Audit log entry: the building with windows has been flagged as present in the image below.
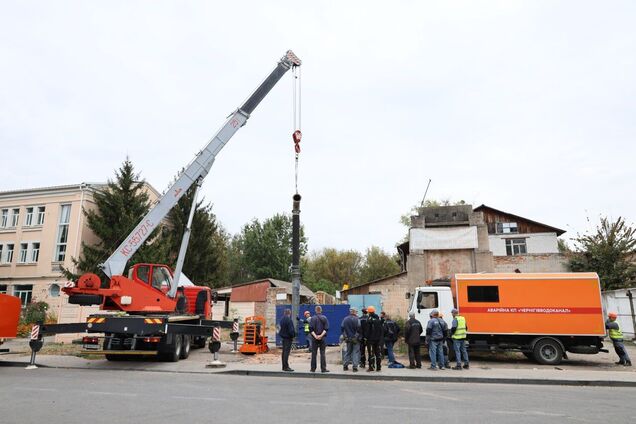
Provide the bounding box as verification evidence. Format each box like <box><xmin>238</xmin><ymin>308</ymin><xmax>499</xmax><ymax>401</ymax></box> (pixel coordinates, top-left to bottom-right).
<box><xmin>0</xmin><ymin>183</ymin><xmax>159</xmax><ymax>323</ymax></box>
<box><xmin>342</xmin><ymin>203</ymin><xmax>567</xmax><ymax>318</ymax></box>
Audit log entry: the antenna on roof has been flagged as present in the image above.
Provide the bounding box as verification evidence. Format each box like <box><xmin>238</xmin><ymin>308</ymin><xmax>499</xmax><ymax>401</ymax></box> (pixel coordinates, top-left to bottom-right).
<box><xmin>420</xmin><ymin>179</ymin><xmax>432</xmax><ymax>208</ymax></box>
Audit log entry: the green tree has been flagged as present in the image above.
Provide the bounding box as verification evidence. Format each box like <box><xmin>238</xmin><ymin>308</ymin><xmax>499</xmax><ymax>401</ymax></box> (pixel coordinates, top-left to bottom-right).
<box><xmin>68</xmin><ymin>158</ymin><xmax>168</xmax><ymax>280</ymax></box>
<box><xmin>302</xmin><ymin>248</ymin><xmax>362</xmax><ymax>293</ymax></box>
<box><xmin>162</xmin><ymin>186</ymin><xmax>228</xmax><ymax>288</ymax></box>
<box><xmin>358</xmin><ymin>246</ymin><xmax>401</xmax><ymax>283</ymax></box>
<box><xmin>232</xmin><ymin>213</ymin><xmax>307</xmax><ymax>282</ymax></box>
<box><xmin>568</xmin><ymin>216</ymin><xmax>636</xmax><ymax>290</ymax></box>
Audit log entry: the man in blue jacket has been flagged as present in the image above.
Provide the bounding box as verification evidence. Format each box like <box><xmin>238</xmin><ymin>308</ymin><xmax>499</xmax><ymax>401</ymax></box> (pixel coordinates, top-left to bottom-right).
<box><xmin>278</xmin><ymin>308</ymin><xmax>296</xmax><ymax>372</ymax></box>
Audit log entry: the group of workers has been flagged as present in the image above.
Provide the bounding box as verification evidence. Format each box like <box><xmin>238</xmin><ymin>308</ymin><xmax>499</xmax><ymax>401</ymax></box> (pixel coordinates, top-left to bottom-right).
<box><xmin>278</xmin><ymin>307</ymin><xmax>632</xmax><ymax>372</ymax></box>
<box><xmin>278</xmin><ymin>305</ymin><xmax>470</xmax><ymax>372</ymax></box>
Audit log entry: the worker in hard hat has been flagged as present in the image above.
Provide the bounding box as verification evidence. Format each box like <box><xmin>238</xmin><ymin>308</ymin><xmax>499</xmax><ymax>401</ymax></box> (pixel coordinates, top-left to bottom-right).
<box><xmin>606</xmin><ymin>312</ymin><xmax>632</xmax><ymax>366</ymax></box>
<box><xmin>365</xmin><ymin>305</ymin><xmax>384</xmax><ymax>371</ymax></box>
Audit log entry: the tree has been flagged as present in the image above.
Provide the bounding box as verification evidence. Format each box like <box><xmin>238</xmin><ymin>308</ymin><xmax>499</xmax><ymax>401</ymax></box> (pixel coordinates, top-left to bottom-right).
<box><xmin>68</xmin><ymin>158</ymin><xmax>168</xmax><ymax>279</ymax></box>
<box><xmin>231</xmin><ymin>213</ymin><xmax>307</xmax><ymax>282</ymax></box>
<box><xmin>162</xmin><ymin>186</ymin><xmax>228</xmax><ymax>288</ymax></box>
<box><xmin>358</xmin><ymin>246</ymin><xmax>401</xmax><ymax>283</ymax></box>
<box><xmin>302</xmin><ymin>248</ymin><xmax>362</xmax><ymax>294</ymax></box>
<box><xmin>568</xmin><ymin>216</ymin><xmax>636</xmax><ymax>290</ymax></box>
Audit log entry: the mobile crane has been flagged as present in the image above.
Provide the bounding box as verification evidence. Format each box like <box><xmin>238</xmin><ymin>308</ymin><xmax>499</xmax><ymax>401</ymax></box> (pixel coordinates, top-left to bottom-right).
<box><xmin>30</xmin><ymin>50</ymin><xmax>302</xmax><ymax>362</ymax></box>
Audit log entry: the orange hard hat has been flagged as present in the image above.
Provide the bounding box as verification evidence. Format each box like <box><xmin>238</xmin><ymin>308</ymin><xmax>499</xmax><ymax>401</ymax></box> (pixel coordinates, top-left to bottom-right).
<box><xmin>367</xmin><ymin>306</ymin><xmax>376</xmax><ymax>313</ymax></box>
<box><xmin>608</xmin><ymin>311</ymin><xmax>618</xmax><ymax>319</ymax></box>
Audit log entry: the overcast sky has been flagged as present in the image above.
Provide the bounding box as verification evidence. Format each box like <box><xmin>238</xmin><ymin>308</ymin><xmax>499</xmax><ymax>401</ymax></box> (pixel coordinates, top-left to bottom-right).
<box><xmin>1</xmin><ymin>1</ymin><xmax>634</xmax><ymax>254</ymax></box>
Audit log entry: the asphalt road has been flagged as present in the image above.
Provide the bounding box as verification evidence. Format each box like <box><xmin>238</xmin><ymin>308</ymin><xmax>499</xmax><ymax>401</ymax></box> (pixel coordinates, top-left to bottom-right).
<box><xmin>1</xmin><ymin>367</ymin><xmax>635</xmax><ymax>424</ymax></box>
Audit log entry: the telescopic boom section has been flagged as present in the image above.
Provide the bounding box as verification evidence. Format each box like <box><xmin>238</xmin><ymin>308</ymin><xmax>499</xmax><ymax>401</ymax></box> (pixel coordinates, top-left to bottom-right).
<box><xmin>100</xmin><ymin>50</ymin><xmax>302</xmax><ymax>279</ymax></box>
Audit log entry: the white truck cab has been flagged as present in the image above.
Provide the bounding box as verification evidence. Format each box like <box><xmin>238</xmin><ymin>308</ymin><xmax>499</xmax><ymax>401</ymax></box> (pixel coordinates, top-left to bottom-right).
<box><xmin>408</xmin><ymin>286</ymin><xmax>455</xmax><ymax>331</ymax></box>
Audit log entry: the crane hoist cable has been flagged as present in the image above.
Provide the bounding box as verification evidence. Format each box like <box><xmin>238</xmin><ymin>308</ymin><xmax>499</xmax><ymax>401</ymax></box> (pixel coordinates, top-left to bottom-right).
<box><xmin>292</xmin><ymin>65</ymin><xmax>302</xmax><ymax>194</ymax></box>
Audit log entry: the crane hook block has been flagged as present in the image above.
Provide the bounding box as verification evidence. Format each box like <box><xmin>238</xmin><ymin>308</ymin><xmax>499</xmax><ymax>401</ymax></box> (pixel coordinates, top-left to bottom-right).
<box><xmin>293</xmin><ymin>130</ymin><xmax>302</xmax><ymax>154</ymax></box>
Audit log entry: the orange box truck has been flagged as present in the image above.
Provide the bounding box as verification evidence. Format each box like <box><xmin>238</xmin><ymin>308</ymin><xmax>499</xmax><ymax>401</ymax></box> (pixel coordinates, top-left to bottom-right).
<box><xmin>0</xmin><ymin>293</ymin><xmax>21</xmax><ymax>353</ymax></box>
<box><xmin>408</xmin><ymin>272</ymin><xmax>606</xmax><ymax>365</ymax></box>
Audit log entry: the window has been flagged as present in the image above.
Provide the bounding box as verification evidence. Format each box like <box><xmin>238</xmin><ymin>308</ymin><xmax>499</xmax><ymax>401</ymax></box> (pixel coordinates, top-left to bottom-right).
<box><xmin>496</xmin><ymin>222</ymin><xmax>518</xmax><ymax>234</ymax></box>
<box><xmin>0</xmin><ymin>284</ymin><xmax>7</xmax><ymax>294</ymax></box>
<box><xmin>5</xmin><ymin>244</ymin><xmax>14</xmax><ymax>263</ymax></box>
<box><xmin>36</xmin><ymin>206</ymin><xmax>45</xmax><ymax>225</ymax></box>
<box><xmin>467</xmin><ymin>286</ymin><xmax>500</xmax><ymax>302</ymax></box>
<box><xmin>54</xmin><ymin>204</ymin><xmax>71</xmax><ymax>262</ymax></box>
<box><xmin>136</xmin><ymin>265</ymin><xmax>150</xmax><ymax>284</ymax></box>
<box><xmin>18</xmin><ymin>243</ymin><xmax>28</xmax><ymax>263</ymax></box>
<box><xmin>417</xmin><ymin>291</ymin><xmax>439</xmax><ymax>310</ymax></box>
<box><xmin>0</xmin><ymin>209</ymin><xmax>7</xmax><ymax>227</ymax></box>
<box><xmin>14</xmin><ymin>284</ymin><xmax>33</xmax><ymax>306</ymax></box>
<box><xmin>151</xmin><ymin>266</ymin><xmax>172</xmax><ymax>292</ymax></box>
<box><xmin>49</xmin><ymin>284</ymin><xmax>60</xmax><ymax>297</ymax></box>
<box><xmin>31</xmin><ymin>242</ymin><xmax>40</xmax><ymax>263</ymax></box>
<box><xmin>10</xmin><ymin>208</ymin><xmax>20</xmax><ymax>227</ymax></box>
<box><xmin>505</xmin><ymin>238</ymin><xmax>527</xmax><ymax>256</ymax></box>
<box><xmin>0</xmin><ymin>245</ymin><xmax>3</xmax><ymax>263</ymax></box>
<box><xmin>24</xmin><ymin>207</ymin><xmax>34</xmax><ymax>226</ymax></box>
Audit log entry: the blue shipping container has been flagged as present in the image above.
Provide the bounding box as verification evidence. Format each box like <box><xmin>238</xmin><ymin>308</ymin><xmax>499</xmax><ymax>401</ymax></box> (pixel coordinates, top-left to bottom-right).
<box><xmin>275</xmin><ymin>304</ymin><xmax>350</xmax><ymax>347</ymax></box>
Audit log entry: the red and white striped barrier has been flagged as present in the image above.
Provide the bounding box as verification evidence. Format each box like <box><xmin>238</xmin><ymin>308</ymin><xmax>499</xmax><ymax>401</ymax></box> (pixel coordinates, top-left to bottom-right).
<box><xmin>213</xmin><ymin>327</ymin><xmax>221</xmax><ymax>342</ymax></box>
<box><xmin>30</xmin><ymin>325</ymin><xmax>40</xmax><ymax>340</ymax></box>
<box><xmin>232</xmin><ymin>321</ymin><xmax>239</xmax><ymax>333</ymax></box>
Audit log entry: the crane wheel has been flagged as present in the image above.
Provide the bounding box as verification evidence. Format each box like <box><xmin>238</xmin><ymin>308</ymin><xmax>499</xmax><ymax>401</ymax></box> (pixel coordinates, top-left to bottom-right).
<box><xmin>179</xmin><ymin>335</ymin><xmax>191</xmax><ymax>359</ymax></box>
<box><xmin>161</xmin><ymin>334</ymin><xmax>182</xmax><ymax>362</ymax></box>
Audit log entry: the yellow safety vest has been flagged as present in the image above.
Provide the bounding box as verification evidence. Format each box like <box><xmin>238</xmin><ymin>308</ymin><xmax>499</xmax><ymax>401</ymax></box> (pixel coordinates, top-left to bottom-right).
<box><xmin>452</xmin><ymin>316</ymin><xmax>467</xmax><ymax>340</ymax></box>
<box><xmin>609</xmin><ymin>322</ymin><xmax>623</xmax><ymax>340</ymax></box>
<box><xmin>304</xmin><ymin>319</ymin><xmax>310</xmax><ymax>333</ymax></box>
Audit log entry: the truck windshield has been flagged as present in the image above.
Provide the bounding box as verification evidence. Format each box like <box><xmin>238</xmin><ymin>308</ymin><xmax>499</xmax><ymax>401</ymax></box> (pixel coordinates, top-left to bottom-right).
<box><xmin>417</xmin><ymin>292</ymin><xmax>438</xmax><ymax>309</ymax></box>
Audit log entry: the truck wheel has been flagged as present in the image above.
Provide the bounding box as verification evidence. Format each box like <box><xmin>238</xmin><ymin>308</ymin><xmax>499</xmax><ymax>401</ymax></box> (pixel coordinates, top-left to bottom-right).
<box><xmin>533</xmin><ymin>339</ymin><xmax>563</xmax><ymax>365</ymax></box>
<box><xmin>162</xmin><ymin>334</ymin><xmax>182</xmax><ymax>362</ymax></box>
<box><xmin>179</xmin><ymin>335</ymin><xmax>191</xmax><ymax>359</ymax></box>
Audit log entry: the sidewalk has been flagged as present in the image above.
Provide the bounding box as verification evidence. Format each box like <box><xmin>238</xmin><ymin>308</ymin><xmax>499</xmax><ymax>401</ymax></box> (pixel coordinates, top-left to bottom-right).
<box><xmin>2</xmin><ymin>344</ymin><xmax>636</xmax><ymax>387</ymax></box>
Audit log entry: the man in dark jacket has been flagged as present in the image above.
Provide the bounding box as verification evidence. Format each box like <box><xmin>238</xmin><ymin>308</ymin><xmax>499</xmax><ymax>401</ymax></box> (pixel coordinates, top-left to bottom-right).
<box><xmin>278</xmin><ymin>308</ymin><xmax>296</xmax><ymax>372</ymax></box>
<box><xmin>426</xmin><ymin>309</ymin><xmax>448</xmax><ymax>370</ymax></box>
<box><xmin>365</xmin><ymin>305</ymin><xmax>384</xmax><ymax>372</ymax></box>
<box><xmin>359</xmin><ymin>308</ymin><xmax>368</xmax><ymax>368</ymax></box>
<box><xmin>381</xmin><ymin>311</ymin><xmax>400</xmax><ymax>366</ymax></box>
<box><xmin>404</xmin><ymin>312</ymin><xmax>423</xmax><ymax>368</ymax></box>
<box><xmin>341</xmin><ymin>308</ymin><xmax>361</xmax><ymax>372</ymax></box>
<box><xmin>309</xmin><ymin>305</ymin><xmax>330</xmax><ymax>373</ymax></box>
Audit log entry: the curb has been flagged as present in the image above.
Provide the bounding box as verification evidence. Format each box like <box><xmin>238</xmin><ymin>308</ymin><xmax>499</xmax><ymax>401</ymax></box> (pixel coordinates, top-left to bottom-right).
<box><xmin>219</xmin><ymin>369</ymin><xmax>636</xmax><ymax>388</ymax></box>
<box><xmin>4</xmin><ymin>360</ymin><xmax>636</xmax><ymax>388</ymax></box>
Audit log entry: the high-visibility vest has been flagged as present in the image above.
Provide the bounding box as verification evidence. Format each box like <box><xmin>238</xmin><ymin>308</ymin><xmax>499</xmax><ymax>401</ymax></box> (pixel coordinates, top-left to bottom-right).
<box><xmin>609</xmin><ymin>321</ymin><xmax>623</xmax><ymax>340</ymax></box>
<box><xmin>452</xmin><ymin>316</ymin><xmax>467</xmax><ymax>340</ymax></box>
<box><xmin>303</xmin><ymin>319</ymin><xmax>310</xmax><ymax>333</ymax></box>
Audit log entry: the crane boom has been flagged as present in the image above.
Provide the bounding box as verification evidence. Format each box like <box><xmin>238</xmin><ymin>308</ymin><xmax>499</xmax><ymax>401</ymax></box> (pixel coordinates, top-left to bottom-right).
<box><xmin>100</xmin><ymin>50</ymin><xmax>302</xmax><ymax>278</ymax></box>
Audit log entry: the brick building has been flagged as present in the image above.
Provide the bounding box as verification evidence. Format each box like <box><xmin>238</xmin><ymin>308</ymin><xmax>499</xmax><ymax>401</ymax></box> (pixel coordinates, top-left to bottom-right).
<box><xmin>342</xmin><ymin>204</ymin><xmax>567</xmax><ymax>319</ymax></box>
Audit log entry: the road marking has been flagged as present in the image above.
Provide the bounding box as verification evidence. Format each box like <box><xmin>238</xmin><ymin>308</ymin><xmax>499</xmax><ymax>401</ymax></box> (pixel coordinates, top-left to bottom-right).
<box><xmin>270</xmin><ymin>401</ymin><xmax>328</xmax><ymax>407</ymax></box>
<box><xmin>87</xmin><ymin>391</ymin><xmax>138</xmax><ymax>397</ymax></box>
<box><xmin>172</xmin><ymin>396</ymin><xmax>225</xmax><ymax>402</ymax></box>
<box><xmin>15</xmin><ymin>387</ymin><xmax>57</xmax><ymax>392</ymax></box>
<box><xmin>491</xmin><ymin>410</ymin><xmax>564</xmax><ymax>417</ymax></box>
<box><xmin>401</xmin><ymin>388</ymin><xmax>459</xmax><ymax>401</ymax></box>
<box><xmin>371</xmin><ymin>405</ymin><xmax>437</xmax><ymax>412</ymax></box>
